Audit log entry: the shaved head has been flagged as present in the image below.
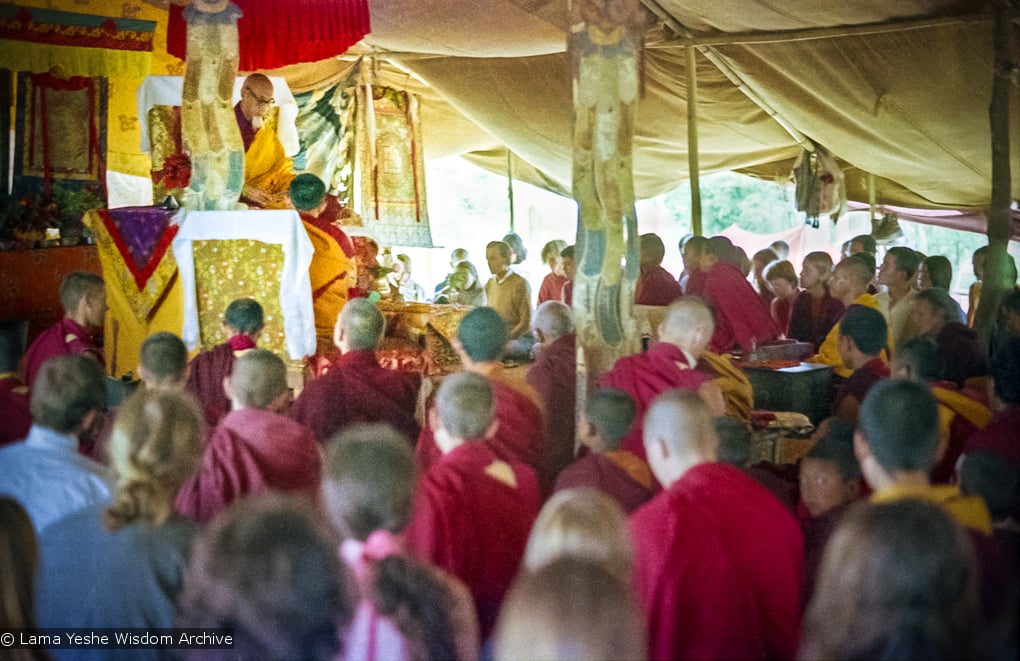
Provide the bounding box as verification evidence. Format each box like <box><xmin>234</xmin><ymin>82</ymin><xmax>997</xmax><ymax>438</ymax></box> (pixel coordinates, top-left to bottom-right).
<box><xmin>643</xmin><ymin>389</ymin><xmax>718</xmax><ymax>467</ymax></box>
<box><xmin>229</xmin><ymin>349</ymin><xmax>288</xmax><ymax>409</ymax></box>
<box><xmin>835</xmin><ymin>255</ymin><xmax>874</xmax><ymax>286</ymax></box>
<box><xmin>533</xmin><ymin>301</ymin><xmax>574</xmax><ymax>340</ymax></box>
<box><xmin>436</xmin><ymin>371</ymin><xmax>495</xmax><ymax>440</ymax></box>
<box><xmin>658</xmin><ymin>298</ymin><xmax>714</xmax><ymax>356</ymax></box>
<box><xmin>337</xmin><ymin>298</ymin><xmax>385</xmax><ymax>351</ymax></box>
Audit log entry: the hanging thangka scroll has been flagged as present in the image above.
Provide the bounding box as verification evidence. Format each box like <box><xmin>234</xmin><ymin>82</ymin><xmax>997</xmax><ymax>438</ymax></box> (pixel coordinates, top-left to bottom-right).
<box><xmin>355</xmin><ymin>85</ymin><xmax>433</xmax><ymax>248</ymax></box>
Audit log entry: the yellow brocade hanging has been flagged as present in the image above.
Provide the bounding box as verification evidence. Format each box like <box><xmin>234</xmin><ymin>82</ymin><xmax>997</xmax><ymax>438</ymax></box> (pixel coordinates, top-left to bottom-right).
<box><xmin>192</xmin><ymin>238</ymin><xmax>288</xmax><ymax>357</ymax></box>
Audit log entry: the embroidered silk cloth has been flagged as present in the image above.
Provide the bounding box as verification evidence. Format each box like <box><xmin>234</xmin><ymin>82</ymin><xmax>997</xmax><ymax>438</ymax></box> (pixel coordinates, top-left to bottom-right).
<box><xmin>355</xmin><ymin>86</ymin><xmax>433</xmax><ymax>248</ymax></box>
<box><xmin>171</xmin><ymin>210</ymin><xmax>315</xmax><ymax>360</ymax></box>
<box><xmin>83</xmin><ymin>208</ymin><xmax>179</xmax><ymax>322</ymax></box>
<box><xmin>0</xmin><ymin>4</ymin><xmax>155</xmax><ymax>78</ymax></box>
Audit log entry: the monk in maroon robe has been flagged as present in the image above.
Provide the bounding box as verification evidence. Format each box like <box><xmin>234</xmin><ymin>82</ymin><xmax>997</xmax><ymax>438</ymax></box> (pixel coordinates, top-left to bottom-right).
<box><xmin>699</xmin><ymin>236</ymin><xmax>779</xmax><ymax>354</ymax></box>
<box><xmin>0</xmin><ymin>372</ymin><xmax>30</xmax><ymax>448</ymax></box>
<box><xmin>404</xmin><ymin>372</ymin><xmax>540</xmax><ymax>639</ymax></box>
<box><xmin>962</xmin><ymin>337</ymin><xmax>1020</xmax><ymax>470</ymax></box>
<box><xmin>0</xmin><ymin>332</ymin><xmax>30</xmax><ymax>447</ymax></box>
<box><xmin>635</xmin><ymin>234</ymin><xmax>684</xmax><ymax>306</ymax></box>
<box><xmin>416</xmin><ymin>307</ymin><xmax>544</xmax><ymax>472</ymax></box>
<box><xmin>599</xmin><ymin>298</ymin><xmax>724</xmax><ymax>462</ymax></box>
<box><xmin>832</xmin><ymin>305</ymin><xmax>890</xmax><ymax>422</ymax></box>
<box><xmin>176</xmin><ymin>350</ymin><xmax>320</xmax><ymax>523</ymax></box>
<box><xmin>631</xmin><ymin>391</ymin><xmax>803</xmax><ymax>661</ymax></box>
<box><xmin>186</xmin><ymin>298</ymin><xmax>263</xmax><ymax>427</ymax></box>
<box><xmin>22</xmin><ymin>272</ymin><xmax>106</xmax><ymax>388</ymax></box>
<box><xmin>526</xmin><ymin>301</ymin><xmax>578</xmax><ymax>490</ymax></box>
<box><xmin>554</xmin><ymin>388</ymin><xmax>653</xmax><ymax>514</ymax></box>
<box><xmin>290</xmin><ymin>298</ymin><xmax>422</xmax><ymax>445</ymax></box>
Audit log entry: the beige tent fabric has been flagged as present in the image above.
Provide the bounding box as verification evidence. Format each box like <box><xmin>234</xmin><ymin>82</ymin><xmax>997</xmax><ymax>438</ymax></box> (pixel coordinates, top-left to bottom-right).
<box><xmin>269</xmin><ymin>0</ymin><xmax>1016</xmax><ymax>212</ymax></box>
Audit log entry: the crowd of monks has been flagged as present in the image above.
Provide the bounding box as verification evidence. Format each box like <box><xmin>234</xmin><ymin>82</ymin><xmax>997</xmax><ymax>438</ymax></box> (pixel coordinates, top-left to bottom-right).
<box><xmin>1</xmin><ymin>222</ymin><xmax>1019</xmax><ymax>660</ymax></box>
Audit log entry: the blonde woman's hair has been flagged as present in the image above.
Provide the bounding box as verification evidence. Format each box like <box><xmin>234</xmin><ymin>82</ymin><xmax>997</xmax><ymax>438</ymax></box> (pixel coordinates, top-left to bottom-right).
<box><xmin>523</xmin><ymin>488</ymin><xmax>632</xmax><ymax>582</ymax></box>
<box><xmin>494</xmin><ymin>557</ymin><xmax>645</xmax><ymax>661</ymax></box>
<box><xmin>103</xmin><ymin>390</ymin><xmax>205</xmax><ymax>531</ymax></box>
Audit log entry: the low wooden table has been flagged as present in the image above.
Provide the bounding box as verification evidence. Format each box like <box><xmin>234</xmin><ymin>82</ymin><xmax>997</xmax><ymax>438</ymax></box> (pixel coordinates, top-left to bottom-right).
<box><xmin>743</xmin><ymin>362</ymin><xmax>833</xmax><ymax>425</ymax></box>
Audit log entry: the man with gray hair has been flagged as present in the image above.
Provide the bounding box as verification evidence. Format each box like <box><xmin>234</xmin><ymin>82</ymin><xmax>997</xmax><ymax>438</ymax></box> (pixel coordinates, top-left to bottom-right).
<box><xmin>290</xmin><ymin>298</ymin><xmax>422</xmax><ymax>444</ymax></box>
<box><xmin>630</xmin><ymin>389</ymin><xmax>802</xmax><ymax>661</ymax></box>
<box><xmin>404</xmin><ymin>371</ymin><xmax>540</xmax><ymax>640</ymax></box>
<box><xmin>526</xmin><ymin>300</ymin><xmax>578</xmax><ymax>488</ymax></box>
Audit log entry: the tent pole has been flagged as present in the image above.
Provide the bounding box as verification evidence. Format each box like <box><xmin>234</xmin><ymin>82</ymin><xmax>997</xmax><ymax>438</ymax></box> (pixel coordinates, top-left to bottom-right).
<box><xmin>687</xmin><ymin>46</ymin><xmax>703</xmax><ymax>237</ymax></box>
<box><xmin>569</xmin><ymin>0</ymin><xmax>642</xmax><ymax>428</ymax></box>
<box><xmin>507</xmin><ymin>151</ymin><xmax>515</xmax><ymax>231</ymax></box>
<box><xmin>868</xmin><ymin>172</ymin><xmax>877</xmax><ymax>221</ymax></box>
<box><xmin>975</xmin><ymin>0</ymin><xmax>1014</xmax><ymax>350</ymax></box>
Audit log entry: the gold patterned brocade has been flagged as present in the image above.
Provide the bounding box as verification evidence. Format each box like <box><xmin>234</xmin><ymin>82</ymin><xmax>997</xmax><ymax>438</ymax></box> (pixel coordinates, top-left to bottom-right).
<box><xmin>192</xmin><ymin>239</ymin><xmax>289</xmax><ymax>357</ymax></box>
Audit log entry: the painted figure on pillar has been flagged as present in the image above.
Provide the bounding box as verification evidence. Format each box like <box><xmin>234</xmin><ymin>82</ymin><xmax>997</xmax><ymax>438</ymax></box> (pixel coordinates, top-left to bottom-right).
<box><xmin>570</xmin><ymin>0</ymin><xmax>642</xmax><ymax>379</ymax></box>
<box><xmin>180</xmin><ymin>0</ymin><xmax>245</xmax><ymax>210</ymax></box>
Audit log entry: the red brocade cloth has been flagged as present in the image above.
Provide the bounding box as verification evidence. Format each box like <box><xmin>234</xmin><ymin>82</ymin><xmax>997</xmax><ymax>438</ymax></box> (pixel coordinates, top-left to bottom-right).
<box><xmin>166</xmin><ymin>0</ymin><xmax>371</xmax><ymax>71</ymax></box>
<box><xmin>630</xmin><ymin>462</ymin><xmax>803</xmax><ymax>661</ymax></box>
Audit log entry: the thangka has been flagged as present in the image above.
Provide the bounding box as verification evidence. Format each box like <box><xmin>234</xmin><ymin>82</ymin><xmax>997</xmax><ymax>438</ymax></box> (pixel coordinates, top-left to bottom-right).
<box><xmin>355</xmin><ymin>85</ymin><xmax>433</xmax><ymax>248</ymax></box>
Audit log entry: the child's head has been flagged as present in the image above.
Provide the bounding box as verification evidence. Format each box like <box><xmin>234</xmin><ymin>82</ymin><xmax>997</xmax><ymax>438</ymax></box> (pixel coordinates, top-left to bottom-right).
<box><xmin>764</xmin><ymin>259</ymin><xmax>799</xmax><ymax>300</ymax></box>
<box><xmin>800</xmin><ymin>252</ymin><xmax>834</xmax><ymax>290</ymax></box>
<box><xmin>223</xmin><ymin>298</ymin><xmax>264</xmax><ymax>338</ymax></box>
<box><xmin>560</xmin><ymin>245</ymin><xmax>576</xmax><ymax>281</ymax></box>
<box><xmin>582</xmin><ymin>388</ymin><xmax>636</xmax><ymax>452</ymax></box>
<box><xmin>799</xmin><ymin>418</ymin><xmax>860</xmax><ymax>517</ymax></box>
<box><xmin>540</xmin><ymin>239</ymin><xmax>567</xmax><ymax>275</ymax></box>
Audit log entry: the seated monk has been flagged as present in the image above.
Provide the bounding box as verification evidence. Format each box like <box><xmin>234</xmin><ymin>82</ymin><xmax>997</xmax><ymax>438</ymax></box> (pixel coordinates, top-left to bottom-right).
<box><xmin>680</xmin><ymin>235</ymin><xmax>708</xmax><ymax>296</ymax></box>
<box><xmin>634</xmin><ymin>233</ymin><xmax>684</xmax><ymax>306</ymax></box>
<box><xmin>698</xmin><ymin>236</ymin><xmax>779</xmax><ymax>354</ymax></box>
<box><xmin>788</xmin><ymin>251</ymin><xmax>844</xmax><ymax>351</ymax></box>
<box><xmin>963</xmin><ymin>337</ymin><xmax>1020</xmax><ymax>470</ymax></box>
<box><xmin>893</xmin><ymin>337</ymin><xmax>992</xmax><ymax>484</ymax></box>
<box><xmin>290</xmin><ymin>298</ymin><xmax>422</xmax><ymax>444</ymax></box>
<box><xmin>186</xmin><ymin>298</ymin><xmax>263</xmax><ymax>427</ymax></box>
<box><xmin>554</xmin><ymin>388</ymin><xmax>654</xmax><ymax>514</ymax></box>
<box><xmin>832</xmin><ymin>305</ymin><xmax>890</xmax><ymax>423</ymax></box>
<box><xmin>235</xmin><ymin>73</ymin><xmax>294</xmax><ymax>208</ymax></box>
<box><xmin>22</xmin><ymin>272</ymin><xmax>106</xmax><ymax>389</ymax></box>
<box><xmin>810</xmin><ymin>254</ymin><xmax>890</xmax><ymax>378</ymax></box>
<box><xmin>526</xmin><ymin>301</ymin><xmax>577</xmax><ymax>490</ymax></box>
<box><xmin>631</xmin><ymin>390</ymin><xmax>802</xmax><ymax>661</ymax></box>
<box><xmin>714</xmin><ymin>416</ymin><xmax>798</xmax><ymax>512</ymax></box>
<box><xmin>176</xmin><ymin>349</ymin><xmax>320</xmax><ymax>524</ymax></box>
<box><xmin>289</xmin><ymin>173</ymin><xmax>355</xmax><ymax>346</ymax></box>
<box><xmin>416</xmin><ymin>307</ymin><xmax>545</xmax><ymax>472</ymax></box>
<box><xmin>599</xmin><ymin>297</ymin><xmax>726</xmax><ymax>463</ymax></box>
<box><xmin>912</xmin><ymin>287</ymin><xmax>988</xmax><ymax>388</ymax></box>
<box><xmin>403</xmin><ymin>371</ymin><xmax>541</xmax><ymax>640</ymax></box>
<box><xmin>0</xmin><ymin>333</ymin><xmax>30</xmax><ymax>448</ymax></box>
<box><xmin>796</xmin><ymin>420</ymin><xmax>861</xmax><ymax>607</ymax></box>
<box><xmin>84</xmin><ymin>331</ymin><xmax>191</xmax><ymax>463</ymax></box>
<box><xmin>857</xmin><ymin>379</ymin><xmax>991</xmax><ymax>535</ymax></box>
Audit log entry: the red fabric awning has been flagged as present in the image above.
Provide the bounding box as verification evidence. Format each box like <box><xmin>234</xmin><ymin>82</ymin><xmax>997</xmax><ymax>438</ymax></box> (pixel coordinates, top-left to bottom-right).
<box><xmin>166</xmin><ymin>0</ymin><xmax>370</xmax><ymax>71</ymax></box>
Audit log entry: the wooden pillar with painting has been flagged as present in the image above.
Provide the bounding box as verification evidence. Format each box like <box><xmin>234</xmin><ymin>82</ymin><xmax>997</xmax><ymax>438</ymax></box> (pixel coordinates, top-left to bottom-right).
<box><xmin>568</xmin><ymin>0</ymin><xmax>643</xmax><ymax>414</ymax></box>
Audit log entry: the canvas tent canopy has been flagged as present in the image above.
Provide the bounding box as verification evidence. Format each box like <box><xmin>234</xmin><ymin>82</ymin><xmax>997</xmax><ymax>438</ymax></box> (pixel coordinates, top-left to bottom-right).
<box><xmin>258</xmin><ymin>0</ymin><xmax>1017</xmax><ymax>224</ymax></box>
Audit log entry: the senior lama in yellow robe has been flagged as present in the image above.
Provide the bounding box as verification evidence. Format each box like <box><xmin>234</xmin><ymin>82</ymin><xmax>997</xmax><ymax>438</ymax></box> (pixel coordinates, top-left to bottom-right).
<box><xmin>234</xmin><ymin>73</ymin><xmax>295</xmax><ymax>209</ymax></box>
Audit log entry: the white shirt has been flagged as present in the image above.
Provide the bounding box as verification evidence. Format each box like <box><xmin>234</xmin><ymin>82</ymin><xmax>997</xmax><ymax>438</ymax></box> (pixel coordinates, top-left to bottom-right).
<box><xmin>0</xmin><ymin>425</ymin><xmax>114</xmax><ymax>533</ymax></box>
